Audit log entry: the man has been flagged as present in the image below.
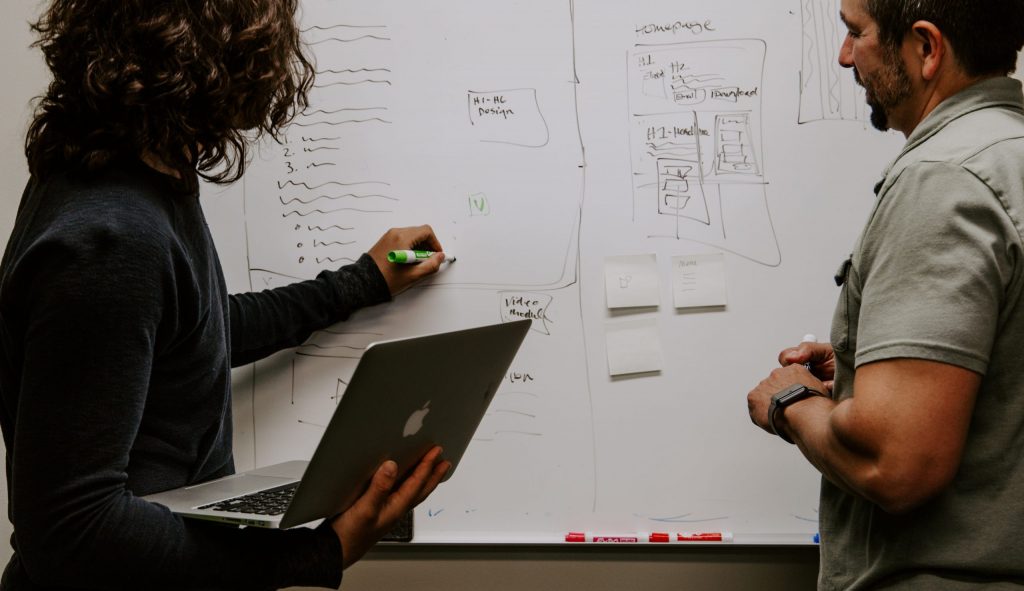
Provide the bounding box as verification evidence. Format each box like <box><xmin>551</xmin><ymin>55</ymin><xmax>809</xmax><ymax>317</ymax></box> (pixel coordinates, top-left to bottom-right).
<box><xmin>0</xmin><ymin>1</ymin><xmax>450</xmax><ymax>589</ymax></box>
<box><xmin>747</xmin><ymin>0</ymin><xmax>1024</xmax><ymax>588</ymax></box>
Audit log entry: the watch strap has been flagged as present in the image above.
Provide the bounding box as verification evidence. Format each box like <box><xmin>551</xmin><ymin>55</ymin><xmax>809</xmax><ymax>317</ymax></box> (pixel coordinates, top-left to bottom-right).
<box><xmin>768</xmin><ymin>384</ymin><xmax>822</xmax><ymax>444</ymax></box>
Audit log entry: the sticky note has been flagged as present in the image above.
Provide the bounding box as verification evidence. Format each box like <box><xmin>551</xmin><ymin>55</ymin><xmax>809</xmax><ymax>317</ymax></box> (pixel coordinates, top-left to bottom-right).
<box><xmin>605</xmin><ymin>318</ymin><xmax>663</xmax><ymax>376</ymax></box>
<box><xmin>605</xmin><ymin>254</ymin><xmax>660</xmax><ymax>309</ymax></box>
<box><xmin>672</xmin><ymin>253</ymin><xmax>727</xmax><ymax>309</ymax></box>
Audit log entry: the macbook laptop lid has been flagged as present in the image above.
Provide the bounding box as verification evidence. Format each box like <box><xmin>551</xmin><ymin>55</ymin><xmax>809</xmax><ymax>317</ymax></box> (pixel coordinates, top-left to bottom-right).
<box><xmin>142</xmin><ymin>319</ymin><xmax>532</xmax><ymax>529</ymax></box>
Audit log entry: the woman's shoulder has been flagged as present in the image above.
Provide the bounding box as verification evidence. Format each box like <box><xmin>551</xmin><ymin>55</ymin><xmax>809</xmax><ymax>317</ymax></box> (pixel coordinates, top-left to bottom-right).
<box><xmin>3</xmin><ymin>163</ymin><xmax>205</xmax><ymax>288</ymax></box>
<box><xmin>29</xmin><ymin>163</ymin><xmax>191</xmax><ymax>250</ymax></box>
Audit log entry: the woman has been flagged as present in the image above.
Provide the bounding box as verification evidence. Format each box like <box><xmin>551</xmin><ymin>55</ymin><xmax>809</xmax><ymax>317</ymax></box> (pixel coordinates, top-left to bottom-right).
<box><xmin>0</xmin><ymin>1</ymin><xmax>449</xmax><ymax>588</ymax></box>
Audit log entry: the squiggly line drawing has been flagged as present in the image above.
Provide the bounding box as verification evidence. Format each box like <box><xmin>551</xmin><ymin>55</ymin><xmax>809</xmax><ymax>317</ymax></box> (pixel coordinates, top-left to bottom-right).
<box><xmin>308</xmin><ymin>36</ymin><xmax>391</xmax><ymax>44</ymax></box>
<box><xmin>282</xmin><ymin>206</ymin><xmax>393</xmax><ymax>217</ymax></box>
<box><xmin>648</xmin><ymin>141</ymin><xmax>693</xmax><ymax>149</ymax></box>
<box><xmin>315</xmin><ymin>68</ymin><xmax>392</xmax><ymax>75</ymax></box>
<box><xmin>277</xmin><ymin>180</ymin><xmax>390</xmax><ymax>190</ymax></box>
<box><xmin>676</xmin><ymin>74</ymin><xmax>727</xmax><ymax>86</ymax></box>
<box><xmin>647</xmin><ymin>150</ymin><xmax>694</xmax><ymax>159</ymax></box>
<box><xmin>303</xmin><ymin>107</ymin><xmax>388</xmax><ymax>116</ymax></box>
<box><xmin>488</xmin><ymin>409</ymin><xmax>538</xmax><ymax>419</ymax></box>
<box><xmin>313</xmin><ymin>240</ymin><xmax>356</xmax><ymax>247</ymax></box>
<box><xmin>301</xmin><ymin>24</ymin><xmax>386</xmax><ymax>32</ymax></box>
<box><xmin>313</xmin><ymin>80</ymin><xmax>392</xmax><ymax>88</ymax></box>
<box><xmin>289</xmin><ymin>118</ymin><xmax>392</xmax><ymax>127</ymax></box>
<box><xmin>307</xmin><ymin>225</ymin><xmax>355</xmax><ymax>231</ymax></box>
<box><xmin>279</xmin><ymin>194</ymin><xmax>398</xmax><ymax>205</ymax></box>
<box><xmin>316</xmin><ymin>256</ymin><xmax>357</xmax><ymax>264</ymax></box>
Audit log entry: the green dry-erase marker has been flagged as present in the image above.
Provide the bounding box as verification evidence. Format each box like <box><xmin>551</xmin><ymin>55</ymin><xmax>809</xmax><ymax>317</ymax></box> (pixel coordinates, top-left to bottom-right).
<box><xmin>387</xmin><ymin>250</ymin><xmax>435</xmax><ymax>264</ymax></box>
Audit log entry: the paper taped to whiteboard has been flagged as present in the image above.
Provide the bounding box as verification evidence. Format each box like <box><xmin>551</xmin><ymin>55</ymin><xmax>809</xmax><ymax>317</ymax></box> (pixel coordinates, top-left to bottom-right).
<box><xmin>605</xmin><ymin>318</ymin><xmax>663</xmax><ymax>376</ymax></box>
<box><xmin>605</xmin><ymin>254</ymin><xmax>660</xmax><ymax>309</ymax></box>
<box><xmin>672</xmin><ymin>253</ymin><xmax>728</xmax><ymax>309</ymax></box>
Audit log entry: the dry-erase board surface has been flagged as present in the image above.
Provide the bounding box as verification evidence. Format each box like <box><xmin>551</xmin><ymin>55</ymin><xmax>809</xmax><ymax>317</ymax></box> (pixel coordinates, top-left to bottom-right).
<box><xmin>202</xmin><ymin>0</ymin><xmax>907</xmax><ymax>544</ymax></box>
<box><xmin>201</xmin><ymin>0</ymin><xmax>917</xmax><ymax>544</ymax></box>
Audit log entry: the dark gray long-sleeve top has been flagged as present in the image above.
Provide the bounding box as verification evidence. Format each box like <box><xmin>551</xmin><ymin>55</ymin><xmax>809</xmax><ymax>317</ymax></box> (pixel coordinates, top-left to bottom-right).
<box><xmin>0</xmin><ymin>161</ymin><xmax>391</xmax><ymax>590</ymax></box>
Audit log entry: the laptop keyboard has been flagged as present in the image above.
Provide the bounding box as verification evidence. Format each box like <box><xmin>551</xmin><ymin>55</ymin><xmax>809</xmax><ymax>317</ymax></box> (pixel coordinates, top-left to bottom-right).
<box><xmin>196</xmin><ymin>484</ymin><xmax>416</xmax><ymax>538</ymax></box>
<box><xmin>197</xmin><ymin>482</ymin><xmax>299</xmax><ymax>516</ymax></box>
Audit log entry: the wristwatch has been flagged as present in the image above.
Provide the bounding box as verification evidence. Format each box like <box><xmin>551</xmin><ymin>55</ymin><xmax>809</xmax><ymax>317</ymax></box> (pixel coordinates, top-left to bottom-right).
<box><xmin>768</xmin><ymin>384</ymin><xmax>821</xmax><ymax>444</ymax></box>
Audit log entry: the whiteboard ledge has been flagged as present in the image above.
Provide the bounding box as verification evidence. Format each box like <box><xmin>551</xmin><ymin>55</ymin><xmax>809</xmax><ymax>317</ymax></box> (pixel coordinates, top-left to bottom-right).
<box><xmin>403</xmin><ymin>532</ymin><xmax>817</xmax><ymax>546</ymax></box>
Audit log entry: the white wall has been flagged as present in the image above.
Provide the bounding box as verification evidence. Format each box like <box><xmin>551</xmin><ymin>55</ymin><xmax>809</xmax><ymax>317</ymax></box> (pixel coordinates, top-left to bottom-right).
<box><xmin>0</xmin><ymin>0</ymin><xmax>49</xmax><ymax>568</ymax></box>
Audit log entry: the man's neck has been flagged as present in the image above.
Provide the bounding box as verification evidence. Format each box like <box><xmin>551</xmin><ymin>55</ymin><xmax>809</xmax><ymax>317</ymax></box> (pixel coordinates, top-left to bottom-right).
<box><xmin>896</xmin><ymin>73</ymin><xmax>1000</xmax><ymax>137</ymax></box>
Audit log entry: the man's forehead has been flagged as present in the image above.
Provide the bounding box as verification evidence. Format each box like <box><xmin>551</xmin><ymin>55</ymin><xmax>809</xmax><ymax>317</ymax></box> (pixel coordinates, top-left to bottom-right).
<box><xmin>839</xmin><ymin>0</ymin><xmax>869</xmax><ymax>23</ymax></box>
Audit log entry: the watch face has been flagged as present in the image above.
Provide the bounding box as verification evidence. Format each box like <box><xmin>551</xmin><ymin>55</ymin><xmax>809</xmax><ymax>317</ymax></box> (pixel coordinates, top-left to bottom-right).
<box><xmin>775</xmin><ymin>385</ymin><xmax>809</xmax><ymax>406</ymax></box>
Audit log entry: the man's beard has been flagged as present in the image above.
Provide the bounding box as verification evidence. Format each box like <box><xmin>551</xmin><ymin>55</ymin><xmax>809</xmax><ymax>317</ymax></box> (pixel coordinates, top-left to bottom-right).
<box><xmin>854</xmin><ymin>50</ymin><xmax>913</xmax><ymax>131</ymax></box>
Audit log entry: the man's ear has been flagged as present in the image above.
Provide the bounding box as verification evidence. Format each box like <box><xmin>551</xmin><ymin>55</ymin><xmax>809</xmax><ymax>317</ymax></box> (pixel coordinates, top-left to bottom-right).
<box><xmin>910</xmin><ymin>20</ymin><xmax>946</xmax><ymax>81</ymax></box>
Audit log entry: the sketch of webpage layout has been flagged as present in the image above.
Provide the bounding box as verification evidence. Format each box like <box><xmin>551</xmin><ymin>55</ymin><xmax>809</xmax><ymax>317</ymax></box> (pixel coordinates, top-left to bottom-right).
<box><xmin>243</xmin><ymin>1</ymin><xmax>584</xmax><ymax>291</ymax></box>
<box><xmin>628</xmin><ymin>39</ymin><xmax>781</xmax><ymax>266</ymax></box>
<box><xmin>239</xmin><ymin>0</ymin><xmax>597</xmax><ymax>534</ymax></box>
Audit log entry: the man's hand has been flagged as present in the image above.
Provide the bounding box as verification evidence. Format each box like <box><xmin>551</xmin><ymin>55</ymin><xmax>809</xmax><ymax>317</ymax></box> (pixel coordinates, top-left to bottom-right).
<box><xmin>748</xmin><ymin>343</ymin><xmax>982</xmax><ymax>513</ymax></box>
<box><xmin>778</xmin><ymin>340</ymin><xmax>836</xmax><ymax>392</ymax></box>
<box><xmin>747</xmin><ymin>364</ymin><xmax>827</xmax><ymax>436</ymax></box>
<box><xmin>331</xmin><ymin>446</ymin><xmax>450</xmax><ymax>569</ymax></box>
<box><xmin>366</xmin><ymin>225</ymin><xmax>447</xmax><ymax>296</ymax></box>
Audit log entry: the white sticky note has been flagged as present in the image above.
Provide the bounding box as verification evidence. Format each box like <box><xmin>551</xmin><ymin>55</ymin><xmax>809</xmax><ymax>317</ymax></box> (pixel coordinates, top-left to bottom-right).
<box><xmin>605</xmin><ymin>254</ymin><xmax>660</xmax><ymax>309</ymax></box>
<box><xmin>672</xmin><ymin>253</ymin><xmax>727</xmax><ymax>309</ymax></box>
<box><xmin>605</xmin><ymin>318</ymin><xmax>663</xmax><ymax>376</ymax></box>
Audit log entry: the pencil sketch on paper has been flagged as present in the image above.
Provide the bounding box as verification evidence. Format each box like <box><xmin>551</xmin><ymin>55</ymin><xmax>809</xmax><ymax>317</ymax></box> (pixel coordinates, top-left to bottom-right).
<box><xmin>628</xmin><ymin>38</ymin><xmax>781</xmax><ymax>266</ymax></box>
<box><xmin>798</xmin><ymin>0</ymin><xmax>868</xmax><ymax>123</ymax></box>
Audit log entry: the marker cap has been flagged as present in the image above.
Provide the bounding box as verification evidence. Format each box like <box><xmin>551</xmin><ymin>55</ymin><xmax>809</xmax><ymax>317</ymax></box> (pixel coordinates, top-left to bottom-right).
<box><xmin>387</xmin><ymin>250</ymin><xmax>424</xmax><ymax>263</ymax></box>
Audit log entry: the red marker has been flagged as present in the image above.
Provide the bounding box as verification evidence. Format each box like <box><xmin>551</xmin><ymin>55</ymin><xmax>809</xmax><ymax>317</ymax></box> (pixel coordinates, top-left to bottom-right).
<box><xmin>565</xmin><ymin>531</ymin><xmax>734</xmax><ymax>543</ymax></box>
<box><xmin>565</xmin><ymin>532</ymin><xmax>644</xmax><ymax>543</ymax></box>
<box><xmin>677</xmin><ymin>531</ymin><xmax>733</xmax><ymax>542</ymax></box>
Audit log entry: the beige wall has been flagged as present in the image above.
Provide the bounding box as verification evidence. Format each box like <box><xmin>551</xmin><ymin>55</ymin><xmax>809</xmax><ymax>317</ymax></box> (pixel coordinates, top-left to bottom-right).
<box><xmin>0</xmin><ymin>2</ymin><xmax>818</xmax><ymax>589</ymax></box>
<box><xmin>0</xmin><ymin>0</ymin><xmax>49</xmax><ymax>568</ymax></box>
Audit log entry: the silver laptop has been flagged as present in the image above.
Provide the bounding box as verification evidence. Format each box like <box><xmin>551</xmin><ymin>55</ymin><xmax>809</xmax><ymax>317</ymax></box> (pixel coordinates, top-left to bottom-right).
<box><xmin>143</xmin><ymin>319</ymin><xmax>532</xmax><ymax>529</ymax></box>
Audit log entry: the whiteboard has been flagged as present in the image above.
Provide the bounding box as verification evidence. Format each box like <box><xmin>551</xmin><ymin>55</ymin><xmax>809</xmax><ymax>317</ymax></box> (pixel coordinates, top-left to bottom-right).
<box><xmin>201</xmin><ymin>0</ymin><xmax>910</xmax><ymax>544</ymax></box>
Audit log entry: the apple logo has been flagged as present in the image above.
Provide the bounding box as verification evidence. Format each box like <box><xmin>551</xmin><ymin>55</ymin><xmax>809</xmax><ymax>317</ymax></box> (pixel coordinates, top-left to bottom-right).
<box><xmin>403</xmin><ymin>401</ymin><xmax>430</xmax><ymax>437</ymax></box>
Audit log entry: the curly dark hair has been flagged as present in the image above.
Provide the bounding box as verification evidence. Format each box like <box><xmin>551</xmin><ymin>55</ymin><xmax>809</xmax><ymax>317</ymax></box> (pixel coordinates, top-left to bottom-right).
<box><xmin>25</xmin><ymin>0</ymin><xmax>315</xmax><ymax>193</ymax></box>
<box><xmin>866</xmin><ymin>0</ymin><xmax>1024</xmax><ymax>77</ymax></box>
